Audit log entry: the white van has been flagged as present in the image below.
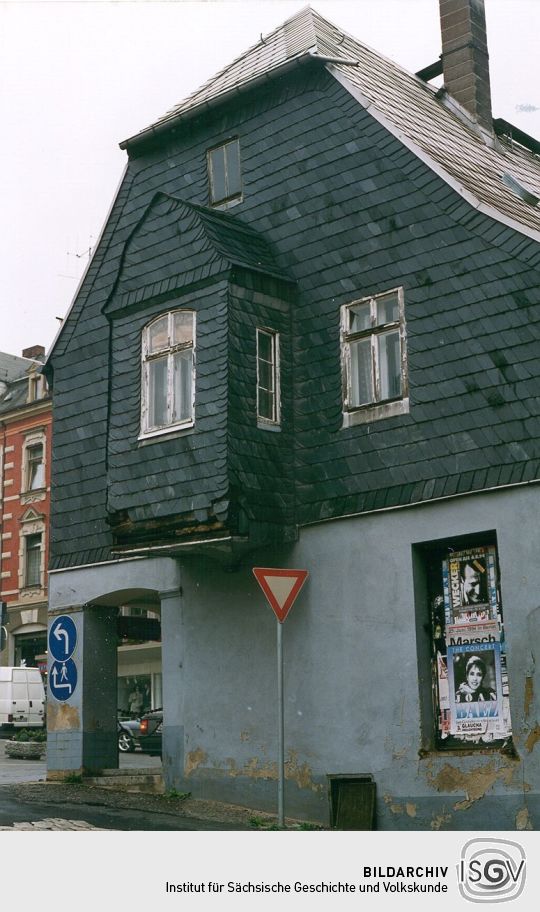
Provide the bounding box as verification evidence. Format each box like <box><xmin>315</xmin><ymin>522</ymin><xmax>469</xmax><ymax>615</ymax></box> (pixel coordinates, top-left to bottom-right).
<box><xmin>0</xmin><ymin>666</ymin><xmax>46</xmax><ymax>728</ymax></box>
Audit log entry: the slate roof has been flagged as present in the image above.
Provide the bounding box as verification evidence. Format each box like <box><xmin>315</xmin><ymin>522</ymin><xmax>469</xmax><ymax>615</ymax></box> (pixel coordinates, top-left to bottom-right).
<box><xmin>0</xmin><ymin>351</ymin><xmax>40</xmax><ymax>416</ymax></box>
<box><xmin>123</xmin><ymin>6</ymin><xmax>540</xmax><ymax>241</ymax></box>
<box><xmin>105</xmin><ymin>193</ymin><xmax>291</xmax><ymax>313</ymax></box>
<box><xmin>0</xmin><ymin>351</ymin><xmax>33</xmax><ymax>384</ymax></box>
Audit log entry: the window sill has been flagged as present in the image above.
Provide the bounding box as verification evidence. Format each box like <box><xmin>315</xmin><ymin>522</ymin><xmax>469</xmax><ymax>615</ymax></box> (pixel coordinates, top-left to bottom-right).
<box><xmin>210</xmin><ymin>194</ymin><xmax>243</xmax><ymax>211</ymax></box>
<box><xmin>138</xmin><ymin>422</ymin><xmax>195</xmax><ymax>444</ymax></box>
<box><xmin>257</xmin><ymin>420</ymin><xmax>281</xmax><ymax>433</ymax></box>
<box><xmin>20</xmin><ymin>489</ymin><xmax>46</xmax><ymax>504</ymax></box>
<box><xmin>342</xmin><ymin>397</ymin><xmax>409</xmax><ymax>428</ymax></box>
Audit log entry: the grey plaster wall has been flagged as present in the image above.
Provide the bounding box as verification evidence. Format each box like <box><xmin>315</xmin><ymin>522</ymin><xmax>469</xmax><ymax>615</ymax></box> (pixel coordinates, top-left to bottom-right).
<box><xmin>170</xmin><ymin>483</ymin><xmax>540</xmax><ymax>828</ymax></box>
<box><xmin>46</xmin><ymin>487</ymin><xmax>540</xmax><ymax>827</ymax></box>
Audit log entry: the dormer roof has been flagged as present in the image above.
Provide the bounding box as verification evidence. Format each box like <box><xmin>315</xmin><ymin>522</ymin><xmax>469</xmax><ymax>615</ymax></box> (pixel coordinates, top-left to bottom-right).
<box><xmin>122</xmin><ymin>6</ymin><xmax>540</xmax><ymax>243</ymax></box>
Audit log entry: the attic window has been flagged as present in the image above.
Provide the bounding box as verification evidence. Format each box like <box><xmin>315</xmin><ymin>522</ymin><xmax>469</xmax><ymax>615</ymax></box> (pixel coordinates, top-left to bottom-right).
<box><xmin>208</xmin><ymin>138</ymin><xmax>242</xmax><ymax>207</ymax></box>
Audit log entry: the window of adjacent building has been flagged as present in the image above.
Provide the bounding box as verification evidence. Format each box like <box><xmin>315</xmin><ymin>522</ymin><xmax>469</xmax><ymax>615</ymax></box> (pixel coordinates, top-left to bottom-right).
<box><xmin>27</xmin><ymin>373</ymin><xmax>44</xmax><ymax>402</ymax></box>
<box><xmin>256</xmin><ymin>328</ymin><xmax>280</xmax><ymax>426</ymax></box>
<box><xmin>24</xmin><ymin>533</ymin><xmax>42</xmax><ymax>587</ymax></box>
<box><xmin>25</xmin><ymin>443</ymin><xmax>44</xmax><ymax>491</ymax></box>
<box><xmin>341</xmin><ymin>287</ymin><xmax>408</xmax><ymax>425</ymax></box>
<box><xmin>141</xmin><ymin>310</ymin><xmax>195</xmax><ymax>437</ymax></box>
<box><xmin>208</xmin><ymin>138</ymin><xmax>242</xmax><ymax>206</ymax></box>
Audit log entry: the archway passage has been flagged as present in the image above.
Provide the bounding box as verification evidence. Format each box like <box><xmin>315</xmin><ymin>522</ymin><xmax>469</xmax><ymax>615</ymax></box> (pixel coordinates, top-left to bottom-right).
<box><xmin>47</xmin><ymin>557</ymin><xmax>180</xmax><ymax>779</ymax></box>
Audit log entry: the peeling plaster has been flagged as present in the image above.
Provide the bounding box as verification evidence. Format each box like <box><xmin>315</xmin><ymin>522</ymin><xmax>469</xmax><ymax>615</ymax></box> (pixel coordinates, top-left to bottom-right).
<box><xmin>240</xmin><ymin>730</ymin><xmax>250</xmax><ymax>742</ymax></box>
<box><xmin>217</xmin><ymin>751</ymin><xmax>323</xmax><ymax>792</ymax></box>
<box><xmin>525</xmin><ymin>724</ymin><xmax>540</xmax><ymax>753</ymax></box>
<box><xmin>515</xmin><ymin>806</ymin><xmax>533</xmax><ymax>830</ymax></box>
<box><xmin>431</xmin><ymin>811</ymin><xmax>452</xmax><ymax>830</ymax></box>
<box><xmin>524</xmin><ymin>676</ymin><xmax>534</xmax><ymax>717</ymax></box>
<box><xmin>185</xmin><ymin>747</ymin><xmax>207</xmax><ymax>776</ymax></box>
<box><xmin>427</xmin><ymin>761</ymin><xmax>515</xmax><ymax>811</ymax></box>
<box><xmin>406</xmin><ymin>802</ymin><xmax>417</xmax><ymax>818</ymax></box>
<box><xmin>383</xmin><ymin>793</ymin><xmax>404</xmax><ymax>815</ymax></box>
<box><xmin>47</xmin><ymin>702</ymin><xmax>80</xmax><ymax>731</ymax></box>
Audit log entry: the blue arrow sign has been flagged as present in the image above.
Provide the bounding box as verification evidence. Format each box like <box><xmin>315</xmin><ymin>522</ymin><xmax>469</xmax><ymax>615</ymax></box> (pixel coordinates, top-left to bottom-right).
<box><xmin>49</xmin><ymin>615</ymin><xmax>77</xmax><ymax>662</ymax></box>
<box><xmin>49</xmin><ymin>659</ymin><xmax>77</xmax><ymax>702</ymax></box>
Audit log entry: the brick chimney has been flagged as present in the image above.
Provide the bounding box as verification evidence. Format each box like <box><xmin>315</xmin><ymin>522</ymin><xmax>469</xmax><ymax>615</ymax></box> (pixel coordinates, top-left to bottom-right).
<box><xmin>439</xmin><ymin>0</ymin><xmax>492</xmax><ymax>132</ymax></box>
<box><xmin>22</xmin><ymin>345</ymin><xmax>45</xmax><ymax>362</ymax></box>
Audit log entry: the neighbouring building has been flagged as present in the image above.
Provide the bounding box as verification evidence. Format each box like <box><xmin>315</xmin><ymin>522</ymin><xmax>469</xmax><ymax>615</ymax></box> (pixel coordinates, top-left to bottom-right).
<box><xmin>0</xmin><ymin>347</ymin><xmax>51</xmax><ymax>676</ymax></box>
<box><xmin>45</xmin><ymin>1</ymin><xmax>540</xmax><ymax>828</ymax></box>
<box><xmin>0</xmin><ymin>348</ymin><xmax>161</xmax><ymax>709</ymax></box>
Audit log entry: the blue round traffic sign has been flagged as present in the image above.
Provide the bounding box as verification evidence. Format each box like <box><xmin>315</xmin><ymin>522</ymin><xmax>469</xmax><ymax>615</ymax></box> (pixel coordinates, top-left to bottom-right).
<box><xmin>49</xmin><ymin>658</ymin><xmax>78</xmax><ymax>702</ymax></box>
<box><xmin>49</xmin><ymin>615</ymin><xmax>77</xmax><ymax>662</ymax></box>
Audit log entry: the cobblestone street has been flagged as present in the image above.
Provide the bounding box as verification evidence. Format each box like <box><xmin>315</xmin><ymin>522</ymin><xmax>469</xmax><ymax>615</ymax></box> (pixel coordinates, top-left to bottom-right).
<box><xmin>0</xmin><ymin>817</ymin><xmax>108</xmax><ymax>830</ymax></box>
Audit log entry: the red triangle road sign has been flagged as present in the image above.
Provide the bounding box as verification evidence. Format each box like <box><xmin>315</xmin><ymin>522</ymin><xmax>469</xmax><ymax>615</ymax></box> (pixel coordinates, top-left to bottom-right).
<box><xmin>252</xmin><ymin>567</ymin><xmax>309</xmax><ymax>623</ymax></box>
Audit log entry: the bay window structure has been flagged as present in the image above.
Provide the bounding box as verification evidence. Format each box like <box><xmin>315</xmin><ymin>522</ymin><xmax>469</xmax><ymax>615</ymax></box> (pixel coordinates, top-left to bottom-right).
<box><xmin>341</xmin><ymin>287</ymin><xmax>408</xmax><ymax>426</ymax></box>
<box><xmin>207</xmin><ymin>138</ymin><xmax>242</xmax><ymax>207</ymax></box>
<box><xmin>140</xmin><ymin>310</ymin><xmax>195</xmax><ymax>438</ymax></box>
<box><xmin>256</xmin><ymin>328</ymin><xmax>280</xmax><ymax>426</ymax></box>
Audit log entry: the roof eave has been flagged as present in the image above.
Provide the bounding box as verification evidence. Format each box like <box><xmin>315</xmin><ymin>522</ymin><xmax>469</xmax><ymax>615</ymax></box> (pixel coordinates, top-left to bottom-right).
<box><xmin>120</xmin><ymin>52</ymin><xmax>323</xmax><ymax>153</ymax></box>
<box><xmin>330</xmin><ymin>66</ymin><xmax>540</xmax><ymax>246</ymax></box>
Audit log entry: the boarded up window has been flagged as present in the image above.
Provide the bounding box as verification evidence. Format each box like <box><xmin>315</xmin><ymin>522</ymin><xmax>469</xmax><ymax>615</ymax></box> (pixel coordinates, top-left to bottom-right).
<box><xmin>427</xmin><ymin>541</ymin><xmax>513</xmax><ymax>750</ymax></box>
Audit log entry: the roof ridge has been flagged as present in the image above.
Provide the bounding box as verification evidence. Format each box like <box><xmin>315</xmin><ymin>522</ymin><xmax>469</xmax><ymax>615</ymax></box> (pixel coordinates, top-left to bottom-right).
<box><xmin>122</xmin><ymin>7</ymin><xmax>328</xmax><ymax>147</ymax></box>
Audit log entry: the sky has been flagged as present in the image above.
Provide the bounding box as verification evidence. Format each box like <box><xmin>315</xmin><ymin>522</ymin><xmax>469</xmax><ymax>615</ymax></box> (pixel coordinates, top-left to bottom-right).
<box><xmin>1</xmin><ymin>0</ymin><xmax>539</xmax><ymax>359</ymax></box>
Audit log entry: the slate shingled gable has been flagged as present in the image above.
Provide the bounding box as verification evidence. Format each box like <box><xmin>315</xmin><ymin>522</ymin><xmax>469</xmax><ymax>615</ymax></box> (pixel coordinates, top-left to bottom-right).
<box><xmin>46</xmin><ymin>9</ymin><xmax>540</xmax><ymax>570</ymax></box>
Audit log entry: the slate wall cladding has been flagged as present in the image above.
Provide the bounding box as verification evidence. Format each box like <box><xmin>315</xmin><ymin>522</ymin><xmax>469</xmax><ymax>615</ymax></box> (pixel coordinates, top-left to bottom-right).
<box><xmin>49</xmin><ymin>63</ymin><xmax>540</xmax><ymax>568</ymax></box>
<box><xmin>228</xmin><ymin>273</ymin><xmax>295</xmax><ymax>535</ymax></box>
<box><xmin>107</xmin><ymin>280</ymin><xmax>230</xmax><ymax>526</ymax></box>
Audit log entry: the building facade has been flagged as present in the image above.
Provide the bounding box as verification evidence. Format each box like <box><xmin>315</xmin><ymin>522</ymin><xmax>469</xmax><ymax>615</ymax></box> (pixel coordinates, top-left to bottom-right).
<box><xmin>45</xmin><ymin>1</ymin><xmax>540</xmax><ymax>828</ymax></box>
<box><xmin>0</xmin><ymin>347</ymin><xmax>51</xmax><ymax>676</ymax></box>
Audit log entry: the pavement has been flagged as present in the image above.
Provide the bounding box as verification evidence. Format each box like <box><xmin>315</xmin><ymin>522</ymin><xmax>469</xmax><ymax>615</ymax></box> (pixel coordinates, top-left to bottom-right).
<box><xmin>0</xmin><ymin>737</ymin><xmax>160</xmax><ymax>784</ymax></box>
<box><xmin>0</xmin><ymin>739</ymin><xmax>308</xmax><ymax>831</ymax></box>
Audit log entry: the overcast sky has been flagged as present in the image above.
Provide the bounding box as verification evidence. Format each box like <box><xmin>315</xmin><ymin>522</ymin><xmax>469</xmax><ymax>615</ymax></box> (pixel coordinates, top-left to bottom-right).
<box><xmin>1</xmin><ymin>0</ymin><xmax>539</xmax><ymax>358</ymax></box>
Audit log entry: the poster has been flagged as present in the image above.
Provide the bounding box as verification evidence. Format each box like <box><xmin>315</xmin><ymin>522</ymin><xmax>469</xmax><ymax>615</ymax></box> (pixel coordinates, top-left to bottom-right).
<box><xmin>441</xmin><ymin>546</ymin><xmax>498</xmax><ymax>624</ymax></box>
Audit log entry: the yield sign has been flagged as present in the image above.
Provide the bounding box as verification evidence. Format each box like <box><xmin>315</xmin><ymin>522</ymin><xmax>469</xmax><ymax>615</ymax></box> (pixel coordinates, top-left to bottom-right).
<box><xmin>253</xmin><ymin>567</ymin><xmax>308</xmax><ymax>623</ymax></box>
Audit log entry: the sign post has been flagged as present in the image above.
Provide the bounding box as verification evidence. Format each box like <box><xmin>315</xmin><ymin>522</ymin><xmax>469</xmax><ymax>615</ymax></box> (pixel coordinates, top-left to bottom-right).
<box><xmin>252</xmin><ymin>567</ymin><xmax>308</xmax><ymax>827</ymax></box>
<box><xmin>48</xmin><ymin>615</ymin><xmax>78</xmax><ymax>702</ymax></box>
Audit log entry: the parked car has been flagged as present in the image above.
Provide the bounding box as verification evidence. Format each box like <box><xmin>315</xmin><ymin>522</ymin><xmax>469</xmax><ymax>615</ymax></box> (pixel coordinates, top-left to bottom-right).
<box><xmin>117</xmin><ymin>716</ymin><xmax>140</xmax><ymax>752</ymax></box>
<box><xmin>138</xmin><ymin>708</ymin><xmax>162</xmax><ymax>756</ymax></box>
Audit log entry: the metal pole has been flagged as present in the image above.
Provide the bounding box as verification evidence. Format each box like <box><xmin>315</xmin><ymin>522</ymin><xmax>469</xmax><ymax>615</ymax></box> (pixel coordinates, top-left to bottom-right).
<box><xmin>277</xmin><ymin>618</ymin><xmax>285</xmax><ymax>827</ymax></box>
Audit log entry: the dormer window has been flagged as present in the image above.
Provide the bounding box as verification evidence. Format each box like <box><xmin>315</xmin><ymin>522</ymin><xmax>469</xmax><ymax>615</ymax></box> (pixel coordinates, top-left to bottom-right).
<box><xmin>140</xmin><ymin>310</ymin><xmax>195</xmax><ymax>438</ymax></box>
<box><xmin>207</xmin><ymin>138</ymin><xmax>242</xmax><ymax>207</ymax></box>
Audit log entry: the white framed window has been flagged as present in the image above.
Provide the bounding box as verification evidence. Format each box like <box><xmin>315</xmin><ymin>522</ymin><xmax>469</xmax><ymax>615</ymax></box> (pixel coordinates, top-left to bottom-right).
<box><xmin>20</xmin><ymin>431</ymin><xmax>47</xmax><ymax>501</ymax></box>
<box><xmin>208</xmin><ymin>138</ymin><xmax>242</xmax><ymax>207</ymax></box>
<box><xmin>140</xmin><ymin>310</ymin><xmax>195</xmax><ymax>438</ymax></box>
<box><xmin>25</xmin><ymin>443</ymin><xmax>44</xmax><ymax>491</ymax></box>
<box><xmin>341</xmin><ymin>287</ymin><xmax>408</xmax><ymax>426</ymax></box>
<box><xmin>256</xmin><ymin>328</ymin><xmax>280</xmax><ymax>426</ymax></box>
<box><xmin>24</xmin><ymin>533</ymin><xmax>42</xmax><ymax>588</ymax></box>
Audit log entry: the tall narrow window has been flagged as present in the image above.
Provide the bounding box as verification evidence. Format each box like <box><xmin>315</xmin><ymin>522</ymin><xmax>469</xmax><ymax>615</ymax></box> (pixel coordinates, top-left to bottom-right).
<box><xmin>24</xmin><ymin>534</ymin><xmax>42</xmax><ymax>587</ymax></box>
<box><xmin>341</xmin><ymin>287</ymin><xmax>408</xmax><ymax>425</ymax></box>
<box><xmin>141</xmin><ymin>310</ymin><xmax>195</xmax><ymax>436</ymax></box>
<box><xmin>25</xmin><ymin>443</ymin><xmax>44</xmax><ymax>491</ymax></box>
<box><xmin>256</xmin><ymin>328</ymin><xmax>280</xmax><ymax>426</ymax></box>
<box><xmin>208</xmin><ymin>139</ymin><xmax>242</xmax><ymax>206</ymax></box>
